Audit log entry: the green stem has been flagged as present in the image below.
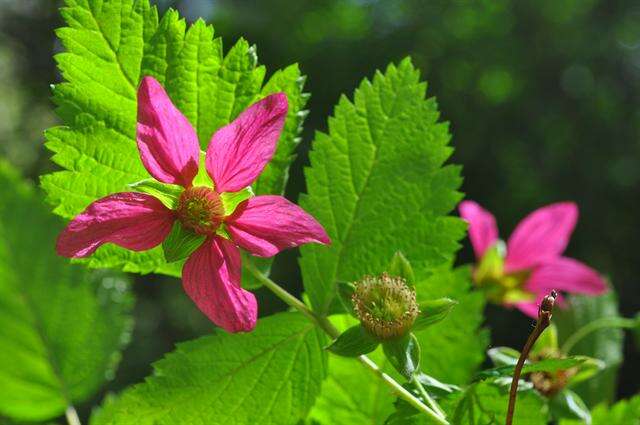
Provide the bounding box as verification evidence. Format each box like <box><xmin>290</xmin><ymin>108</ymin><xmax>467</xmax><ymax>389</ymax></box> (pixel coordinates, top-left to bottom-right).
<box><xmin>65</xmin><ymin>406</ymin><xmax>81</xmax><ymax>425</ymax></box>
<box><xmin>411</xmin><ymin>375</ymin><xmax>447</xmax><ymax>419</ymax></box>
<box><xmin>561</xmin><ymin>316</ymin><xmax>637</xmax><ymax>355</ymax></box>
<box><xmin>246</xmin><ymin>262</ymin><xmax>449</xmax><ymax>425</ymax></box>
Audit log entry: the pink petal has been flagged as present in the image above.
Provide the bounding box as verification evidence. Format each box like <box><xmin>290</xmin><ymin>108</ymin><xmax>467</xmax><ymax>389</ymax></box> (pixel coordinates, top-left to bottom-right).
<box><xmin>225</xmin><ymin>195</ymin><xmax>331</xmax><ymax>257</ymax></box>
<box><xmin>137</xmin><ymin>76</ymin><xmax>200</xmax><ymax>187</ymax></box>
<box><xmin>459</xmin><ymin>200</ymin><xmax>499</xmax><ymax>259</ymax></box>
<box><xmin>205</xmin><ymin>93</ymin><xmax>288</xmax><ymax>193</ymax></box>
<box><xmin>505</xmin><ymin>202</ymin><xmax>578</xmax><ymax>272</ymax></box>
<box><xmin>56</xmin><ymin>192</ymin><xmax>175</xmax><ymax>258</ymax></box>
<box><xmin>182</xmin><ymin>236</ymin><xmax>257</xmax><ymax>332</ymax></box>
<box><xmin>525</xmin><ymin>257</ymin><xmax>608</xmax><ymax>296</ymax></box>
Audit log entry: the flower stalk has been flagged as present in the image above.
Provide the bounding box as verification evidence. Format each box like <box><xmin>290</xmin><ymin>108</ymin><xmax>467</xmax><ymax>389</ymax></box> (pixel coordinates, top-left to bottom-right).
<box><xmin>245</xmin><ymin>262</ymin><xmax>449</xmax><ymax>425</ymax></box>
<box><xmin>506</xmin><ymin>290</ymin><xmax>557</xmax><ymax>425</ymax></box>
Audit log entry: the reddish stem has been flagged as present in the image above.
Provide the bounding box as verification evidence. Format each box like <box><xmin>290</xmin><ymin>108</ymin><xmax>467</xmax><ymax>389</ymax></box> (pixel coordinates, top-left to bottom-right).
<box><xmin>506</xmin><ymin>290</ymin><xmax>557</xmax><ymax>425</ymax></box>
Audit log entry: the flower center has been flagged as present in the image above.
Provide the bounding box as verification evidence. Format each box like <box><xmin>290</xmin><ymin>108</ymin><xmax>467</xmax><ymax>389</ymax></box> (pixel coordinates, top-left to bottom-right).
<box><xmin>352</xmin><ymin>273</ymin><xmax>419</xmax><ymax>340</ymax></box>
<box><xmin>473</xmin><ymin>244</ymin><xmax>534</xmax><ymax>305</ymax></box>
<box><xmin>176</xmin><ymin>186</ymin><xmax>225</xmax><ymax>235</ymax></box>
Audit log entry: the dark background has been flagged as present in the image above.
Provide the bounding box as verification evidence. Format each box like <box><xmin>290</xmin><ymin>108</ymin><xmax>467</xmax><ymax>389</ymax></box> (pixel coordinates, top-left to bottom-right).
<box><xmin>1</xmin><ymin>0</ymin><xmax>638</xmax><ymax>410</ymax></box>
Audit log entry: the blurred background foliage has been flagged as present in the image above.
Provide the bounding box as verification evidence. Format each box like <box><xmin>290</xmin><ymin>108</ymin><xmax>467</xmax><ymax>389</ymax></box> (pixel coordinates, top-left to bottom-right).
<box><xmin>0</xmin><ymin>0</ymin><xmax>638</xmax><ymax>410</ymax></box>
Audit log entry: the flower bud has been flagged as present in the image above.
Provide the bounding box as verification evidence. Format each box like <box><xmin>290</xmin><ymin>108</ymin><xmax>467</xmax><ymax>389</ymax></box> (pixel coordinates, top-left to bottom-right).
<box><xmin>352</xmin><ymin>273</ymin><xmax>419</xmax><ymax>340</ymax></box>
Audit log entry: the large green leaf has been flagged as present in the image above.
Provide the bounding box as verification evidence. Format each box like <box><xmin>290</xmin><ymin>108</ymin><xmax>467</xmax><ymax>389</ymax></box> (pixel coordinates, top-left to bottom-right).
<box><xmin>307</xmin><ymin>316</ymin><xmax>394</xmax><ymax>425</ymax></box>
<box><xmin>0</xmin><ymin>162</ymin><xmax>133</xmax><ymax>422</ymax></box>
<box><xmin>299</xmin><ymin>58</ymin><xmax>466</xmax><ymax>314</ymax></box>
<box><xmin>413</xmin><ymin>266</ymin><xmax>488</xmax><ymax>385</ymax></box>
<box><xmin>91</xmin><ymin>312</ymin><xmax>326</xmax><ymax>425</ymax></box>
<box><xmin>42</xmin><ymin>0</ymin><xmax>308</xmax><ymax>282</ymax></box>
<box><xmin>555</xmin><ymin>292</ymin><xmax>624</xmax><ymax>406</ymax></box>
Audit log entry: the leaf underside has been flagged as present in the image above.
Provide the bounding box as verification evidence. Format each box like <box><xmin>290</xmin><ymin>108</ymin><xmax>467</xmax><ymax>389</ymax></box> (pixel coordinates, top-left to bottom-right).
<box><xmin>0</xmin><ymin>161</ymin><xmax>133</xmax><ymax>422</ymax></box>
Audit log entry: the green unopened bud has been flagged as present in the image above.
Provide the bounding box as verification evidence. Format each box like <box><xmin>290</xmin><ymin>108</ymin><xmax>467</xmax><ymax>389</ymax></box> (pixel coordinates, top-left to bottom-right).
<box><xmin>352</xmin><ymin>273</ymin><xmax>419</xmax><ymax>340</ymax></box>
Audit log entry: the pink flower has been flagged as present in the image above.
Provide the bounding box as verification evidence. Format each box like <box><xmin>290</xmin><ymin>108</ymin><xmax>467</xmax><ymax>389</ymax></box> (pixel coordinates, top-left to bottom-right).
<box><xmin>57</xmin><ymin>77</ymin><xmax>330</xmax><ymax>333</ymax></box>
<box><xmin>459</xmin><ymin>200</ymin><xmax>606</xmax><ymax>318</ymax></box>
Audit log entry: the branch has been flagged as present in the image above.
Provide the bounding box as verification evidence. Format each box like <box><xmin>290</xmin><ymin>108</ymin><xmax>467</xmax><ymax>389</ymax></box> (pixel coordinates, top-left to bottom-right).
<box><xmin>506</xmin><ymin>290</ymin><xmax>557</xmax><ymax>425</ymax></box>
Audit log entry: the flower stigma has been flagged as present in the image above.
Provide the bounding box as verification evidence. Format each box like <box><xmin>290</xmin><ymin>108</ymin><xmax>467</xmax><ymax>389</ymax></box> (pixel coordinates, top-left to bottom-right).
<box><xmin>176</xmin><ymin>186</ymin><xmax>225</xmax><ymax>235</ymax></box>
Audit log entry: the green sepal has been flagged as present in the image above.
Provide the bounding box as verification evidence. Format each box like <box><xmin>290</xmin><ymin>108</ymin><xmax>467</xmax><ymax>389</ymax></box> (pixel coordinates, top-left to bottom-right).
<box><xmin>550</xmin><ymin>389</ymin><xmax>591</xmax><ymax>424</ymax></box>
<box><xmin>387</xmin><ymin>251</ymin><xmax>415</xmax><ymax>286</ymax></box>
<box><xmin>474</xmin><ymin>243</ymin><xmax>504</xmax><ymax>285</ymax></box>
<box><xmin>221</xmin><ymin>186</ymin><xmax>254</xmax><ymax>216</ymax></box>
<box><xmin>335</xmin><ymin>281</ymin><xmax>356</xmax><ymax>316</ymax></box>
<box><xmin>487</xmin><ymin>346</ymin><xmax>521</xmax><ymax>367</ymax></box>
<box><xmin>162</xmin><ymin>222</ymin><xmax>206</xmax><ymax>263</ymax></box>
<box><xmin>192</xmin><ymin>151</ymin><xmax>214</xmax><ymax>188</ymax></box>
<box><xmin>326</xmin><ymin>325</ymin><xmax>379</xmax><ymax>357</ymax></box>
<box><xmin>412</xmin><ymin>298</ymin><xmax>458</xmax><ymax>331</ymax></box>
<box><xmin>382</xmin><ymin>333</ymin><xmax>421</xmax><ymax>379</ymax></box>
<box><xmin>128</xmin><ymin>179</ymin><xmax>183</xmax><ymax>209</ymax></box>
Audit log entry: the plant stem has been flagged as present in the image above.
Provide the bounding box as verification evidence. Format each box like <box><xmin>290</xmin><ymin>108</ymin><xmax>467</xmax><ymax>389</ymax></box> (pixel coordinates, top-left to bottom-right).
<box><xmin>411</xmin><ymin>374</ymin><xmax>447</xmax><ymax>419</ymax></box>
<box><xmin>506</xmin><ymin>290</ymin><xmax>557</xmax><ymax>425</ymax></box>
<box><xmin>561</xmin><ymin>316</ymin><xmax>637</xmax><ymax>355</ymax></box>
<box><xmin>246</xmin><ymin>261</ymin><xmax>449</xmax><ymax>424</ymax></box>
<box><xmin>65</xmin><ymin>405</ymin><xmax>81</xmax><ymax>425</ymax></box>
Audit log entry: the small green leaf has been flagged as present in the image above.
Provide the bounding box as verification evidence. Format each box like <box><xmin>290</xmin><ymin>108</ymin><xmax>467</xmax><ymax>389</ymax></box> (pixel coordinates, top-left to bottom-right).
<box><xmin>487</xmin><ymin>346</ymin><xmax>521</xmax><ymax>367</ymax></box>
<box><xmin>335</xmin><ymin>281</ymin><xmax>356</xmax><ymax>316</ymax></box>
<box><xmin>220</xmin><ymin>186</ymin><xmax>254</xmax><ymax>215</ymax></box>
<box><xmin>129</xmin><ymin>179</ymin><xmax>183</xmax><ymax>209</ymax></box>
<box><xmin>382</xmin><ymin>333</ymin><xmax>421</xmax><ymax>379</ymax></box>
<box><xmin>413</xmin><ymin>298</ymin><xmax>458</xmax><ymax>331</ymax></box>
<box><xmin>414</xmin><ymin>373</ymin><xmax>461</xmax><ymax>395</ymax></box>
<box><xmin>566</xmin><ymin>357</ymin><xmax>606</xmax><ymax>387</ymax></box>
<box><xmin>162</xmin><ymin>223</ymin><xmax>206</xmax><ymax>263</ymax></box>
<box><xmin>387</xmin><ymin>251</ymin><xmax>415</xmax><ymax>285</ymax></box>
<box><xmin>475</xmin><ymin>356</ymin><xmax>588</xmax><ymax>381</ymax></box>
<box><xmin>326</xmin><ymin>325</ymin><xmax>379</xmax><ymax>357</ymax></box>
<box><xmin>551</xmin><ymin>389</ymin><xmax>591</xmax><ymax>424</ymax></box>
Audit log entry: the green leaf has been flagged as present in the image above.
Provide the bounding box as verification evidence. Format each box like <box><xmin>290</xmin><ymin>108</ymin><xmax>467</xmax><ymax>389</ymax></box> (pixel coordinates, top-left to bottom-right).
<box><xmin>551</xmin><ymin>389</ymin><xmax>591</xmax><ymax>424</ymax></box>
<box><xmin>299</xmin><ymin>58</ymin><xmax>466</xmax><ymax>314</ymax></box>
<box><xmin>388</xmin><ymin>381</ymin><xmax>548</xmax><ymax>425</ymax></box>
<box><xmin>128</xmin><ymin>178</ymin><xmax>183</xmax><ymax>209</ymax></box>
<box><xmin>326</xmin><ymin>324</ymin><xmax>379</xmax><ymax>357</ymax></box>
<box><xmin>555</xmin><ymin>291</ymin><xmax>624</xmax><ymax>406</ymax></box>
<box><xmin>559</xmin><ymin>394</ymin><xmax>640</xmax><ymax>425</ymax></box>
<box><xmin>475</xmin><ymin>356</ymin><xmax>589</xmax><ymax>380</ymax></box>
<box><xmin>161</xmin><ymin>222</ymin><xmax>205</xmax><ymax>263</ymax></box>
<box><xmin>42</xmin><ymin>0</ymin><xmax>308</xmax><ymax>280</ymax></box>
<box><xmin>92</xmin><ymin>312</ymin><xmax>325</xmax><ymax>425</ymax></box>
<box><xmin>413</xmin><ymin>266</ymin><xmax>488</xmax><ymax>385</ymax></box>
<box><xmin>382</xmin><ymin>334</ymin><xmax>421</xmax><ymax>379</ymax></box>
<box><xmin>307</xmin><ymin>315</ymin><xmax>395</xmax><ymax>425</ymax></box>
<box><xmin>487</xmin><ymin>346</ymin><xmax>521</xmax><ymax>367</ymax></box>
<box><xmin>0</xmin><ymin>161</ymin><xmax>133</xmax><ymax>422</ymax></box>
<box><xmin>388</xmin><ymin>251</ymin><xmax>415</xmax><ymax>286</ymax></box>
<box><xmin>413</xmin><ymin>297</ymin><xmax>457</xmax><ymax>331</ymax></box>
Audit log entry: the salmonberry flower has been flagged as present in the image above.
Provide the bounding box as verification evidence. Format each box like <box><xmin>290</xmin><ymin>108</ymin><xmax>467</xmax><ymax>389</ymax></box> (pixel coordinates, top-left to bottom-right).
<box><xmin>459</xmin><ymin>201</ymin><xmax>606</xmax><ymax>317</ymax></box>
<box><xmin>57</xmin><ymin>76</ymin><xmax>330</xmax><ymax>333</ymax></box>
